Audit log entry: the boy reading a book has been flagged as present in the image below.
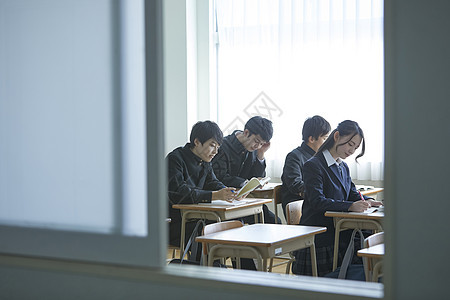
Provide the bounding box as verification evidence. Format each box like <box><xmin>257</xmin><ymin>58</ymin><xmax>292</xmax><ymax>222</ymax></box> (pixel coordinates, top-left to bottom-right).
<box><xmin>212</xmin><ymin>116</ymin><xmax>279</xmax><ymax>224</ymax></box>
<box><xmin>167</xmin><ymin>121</ymin><xmax>236</xmax><ymax>258</ymax></box>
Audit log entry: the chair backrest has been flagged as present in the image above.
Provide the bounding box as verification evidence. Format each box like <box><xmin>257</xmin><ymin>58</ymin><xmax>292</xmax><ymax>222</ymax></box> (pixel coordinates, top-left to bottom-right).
<box><xmin>273</xmin><ymin>185</ymin><xmax>282</xmax><ymax>204</ymax></box>
<box><xmin>364</xmin><ymin>231</ymin><xmax>384</xmax><ymax>248</ymax></box>
<box><xmin>363</xmin><ymin>231</ymin><xmax>384</xmax><ymax>277</ymax></box>
<box><xmin>285</xmin><ymin>200</ymin><xmax>304</xmax><ymax>225</ymax></box>
<box><xmin>202</xmin><ymin>220</ymin><xmax>244</xmax><ymax>255</ymax></box>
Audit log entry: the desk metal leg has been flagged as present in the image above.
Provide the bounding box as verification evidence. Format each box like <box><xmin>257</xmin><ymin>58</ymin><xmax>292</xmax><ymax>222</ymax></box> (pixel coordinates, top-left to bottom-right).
<box><xmin>179</xmin><ymin>211</ymin><xmax>221</xmax><ymax>259</ymax></box>
<box><xmin>310</xmin><ymin>243</ymin><xmax>318</xmax><ymax>277</ymax></box>
<box><xmin>332</xmin><ymin>218</ymin><xmax>383</xmax><ymax>271</ymax></box>
<box><xmin>332</xmin><ymin>220</ymin><xmax>343</xmax><ymax>271</ymax></box>
<box><xmin>262</xmin><ymin>258</ymin><xmax>268</xmax><ymax>272</ymax></box>
<box><xmin>254</xmin><ymin>210</ymin><xmax>265</xmax><ymax>224</ymax></box>
<box><xmin>372</xmin><ymin>261</ymin><xmax>383</xmax><ymax>282</ymax></box>
<box><xmin>208</xmin><ymin>245</ymin><xmax>264</xmax><ymax>271</ymax></box>
<box><xmin>180</xmin><ymin>215</ymin><xmax>187</xmax><ymax>260</ymax></box>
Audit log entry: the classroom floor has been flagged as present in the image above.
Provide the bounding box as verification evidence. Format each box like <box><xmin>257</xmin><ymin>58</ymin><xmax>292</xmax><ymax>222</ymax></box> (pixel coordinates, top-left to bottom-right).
<box><xmin>167</xmin><ymin>249</ymin><xmax>293</xmax><ymax>275</ymax></box>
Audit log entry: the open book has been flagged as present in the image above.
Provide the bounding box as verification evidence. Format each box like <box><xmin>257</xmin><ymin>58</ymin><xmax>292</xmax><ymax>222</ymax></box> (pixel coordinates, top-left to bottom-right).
<box><xmin>234</xmin><ymin>176</ymin><xmax>271</xmax><ymax>199</ymax></box>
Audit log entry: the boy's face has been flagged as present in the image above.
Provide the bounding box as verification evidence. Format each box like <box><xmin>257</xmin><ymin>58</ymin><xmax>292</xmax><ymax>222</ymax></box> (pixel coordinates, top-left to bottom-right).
<box><xmin>241</xmin><ymin>130</ymin><xmax>267</xmax><ymax>152</ymax></box>
<box><xmin>192</xmin><ymin>138</ymin><xmax>220</xmax><ymax>162</ymax></box>
<box><xmin>309</xmin><ymin>133</ymin><xmax>329</xmax><ymax>152</ymax></box>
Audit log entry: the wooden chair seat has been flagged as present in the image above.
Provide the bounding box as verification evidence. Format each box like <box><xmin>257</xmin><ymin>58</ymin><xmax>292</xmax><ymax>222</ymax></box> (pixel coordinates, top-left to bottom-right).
<box><xmin>268</xmin><ymin>199</ymin><xmax>304</xmax><ymax>273</ymax></box>
<box><xmin>202</xmin><ymin>220</ymin><xmax>244</xmax><ymax>267</ymax></box>
<box><xmin>363</xmin><ymin>231</ymin><xmax>384</xmax><ymax>281</ymax></box>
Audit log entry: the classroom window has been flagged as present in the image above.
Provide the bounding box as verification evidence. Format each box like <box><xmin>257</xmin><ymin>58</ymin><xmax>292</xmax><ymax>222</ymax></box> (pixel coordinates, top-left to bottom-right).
<box><xmin>213</xmin><ymin>0</ymin><xmax>384</xmax><ymax>181</ymax></box>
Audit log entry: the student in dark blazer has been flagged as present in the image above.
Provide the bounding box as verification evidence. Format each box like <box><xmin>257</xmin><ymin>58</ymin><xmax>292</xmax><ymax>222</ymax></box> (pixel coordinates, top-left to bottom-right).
<box><xmin>280</xmin><ymin>115</ymin><xmax>331</xmax><ymax>218</ymax></box>
<box><xmin>212</xmin><ymin>116</ymin><xmax>279</xmax><ymax>224</ymax></box>
<box><xmin>167</xmin><ymin>121</ymin><xmax>256</xmax><ymax>269</ymax></box>
<box><xmin>291</xmin><ymin>120</ymin><xmax>382</xmax><ymax>277</ymax></box>
<box><xmin>167</xmin><ymin>121</ymin><xmax>236</xmax><ymax>253</ymax></box>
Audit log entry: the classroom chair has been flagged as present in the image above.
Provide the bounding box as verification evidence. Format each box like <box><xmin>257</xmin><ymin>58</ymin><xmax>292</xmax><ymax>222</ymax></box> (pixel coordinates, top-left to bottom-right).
<box><xmin>268</xmin><ymin>185</ymin><xmax>287</xmax><ymax>271</ymax></box>
<box><xmin>286</xmin><ymin>200</ymin><xmax>303</xmax><ymax>225</ymax></box>
<box><xmin>202</xmin><ymin>220</ymin><xmax>244</xmax><ymax>267</ymax></box>
<box><xmin>363</xmin><ymin>231</ymin><xmax>384</xmax><ymax>282</ymax></box>
<box><xmin>167</xmin><ymin>244</ymin><xmax>179</xmax><ymax>263</ymax></box>
<box><xmin>284</xmin><ymin>200</ymin><xmax>304</xmax><ymax>273</ymax></box>
<box><xmin>166</xmin><ymin>218</ymin><xmax>180</xmax><ymax>263</ymax></box>
<box><xmin>267</xmin><ymin>199</ymin><xmax>304</xmax><ymax>273</ymax></box>
<box><xmin>272</xmin><ymin>185</ymin><xmax>282</xmax><ymax>224</ymax></box>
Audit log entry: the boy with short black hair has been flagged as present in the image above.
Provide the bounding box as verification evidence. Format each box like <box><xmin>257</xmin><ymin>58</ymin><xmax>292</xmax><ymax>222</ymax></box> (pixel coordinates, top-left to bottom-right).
<box><xmin>280</xmin><ymin>115</ymin><xmax>331</xmax><ymax>217</ymax></box>
<box><xmin>167</xmin><ymin>121</ymin><xmax>236</xmax><ymax>250</ymax></box>
<box><xmin>212</xmin><ymin>116</ymin><xmax>278</xmax><ymax>223</ymax></box>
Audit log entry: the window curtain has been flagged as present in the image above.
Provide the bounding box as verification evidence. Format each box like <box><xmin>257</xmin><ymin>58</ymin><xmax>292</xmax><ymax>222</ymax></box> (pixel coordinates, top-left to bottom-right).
<box><xmin>215</xmin><ymin>0</ymin><xmax>384</xmax><ymax>181</ymax></box>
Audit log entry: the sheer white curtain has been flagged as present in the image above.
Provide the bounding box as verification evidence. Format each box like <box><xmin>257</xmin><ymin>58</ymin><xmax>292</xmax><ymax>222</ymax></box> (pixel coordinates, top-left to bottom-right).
<box><xmin>215</xmin><ymin>0</ymin><xmax>384</xmax><ymax>181</ymax></box>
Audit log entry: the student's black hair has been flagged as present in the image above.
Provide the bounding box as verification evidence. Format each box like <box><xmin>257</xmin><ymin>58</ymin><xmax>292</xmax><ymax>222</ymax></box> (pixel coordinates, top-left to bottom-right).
<box><xmin>316</xmin><ymin>120</ymin><xmax>365</xmax><ymax>161</ymax></box>
<box><xmin>189</xmin><ymin>120</ymin><xmax>223</xmax><ymax>146</ymax></box>
<box><xmin>302</xmin><ymin>115</ymin><xmax>331</xmax><ymax>141</ymax></box>
<box><xmin>244</xmin><ymin>116</ymin><xmax>273</xmax><ymax>142</ymax></box>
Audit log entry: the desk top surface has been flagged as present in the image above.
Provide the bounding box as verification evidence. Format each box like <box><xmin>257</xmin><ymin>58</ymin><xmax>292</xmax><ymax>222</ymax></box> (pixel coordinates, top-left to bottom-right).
<box><xmin>324</xmin><ymin>209</ymin><xmax>384</xmax><ymax>220</ymax></box>
<box><xmin>360</xmin><ymin>187</ymin><xmax>384</xmax><ymax>196</ymax></box>
<box><xmin>357</xmin><ymin>244</ymin><xmax>385</xmax><ymax>258</ymax></box>
<box><xmin>252</xmin><ymin>182</ymin><xmax>280</xmax><ymax>192</ymax></box>
<box><xmin>247</xmin><ymin>182</ymin><xmax>280</xmax><ymax>199</ymax></box>
<box><xmin>172</xmin><ymin>198</ymin><xmax>271</xmax><ymax>212</ymax></box>
<box><xmin>195</xmin><ymin>224</ymin><xmax>326</xmax><ymax>247</ymax></box>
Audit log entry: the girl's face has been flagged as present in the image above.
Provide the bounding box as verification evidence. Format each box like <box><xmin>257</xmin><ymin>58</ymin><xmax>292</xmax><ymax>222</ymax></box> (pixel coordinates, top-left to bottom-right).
<box><xmin>333</xmin><ymin>132</ymin><xmax>362</xmax><ymax>160</ymax></box>
<box><xmin>192</xmin><ymin>138</ymin><xmax>220</xmax><ymax>162</ymax></box>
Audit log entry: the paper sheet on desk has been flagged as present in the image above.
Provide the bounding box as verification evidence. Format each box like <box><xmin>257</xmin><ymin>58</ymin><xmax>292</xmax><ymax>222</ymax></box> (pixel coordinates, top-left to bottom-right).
<box><xmin>363</xmin><ymin>206</ymin><xmax>384</xmax><ymax>214</ymax></box>
<box><xmin>207</xmin><ymin>199</ymin><xmax>259</xmax><ymax>206</ymax></box>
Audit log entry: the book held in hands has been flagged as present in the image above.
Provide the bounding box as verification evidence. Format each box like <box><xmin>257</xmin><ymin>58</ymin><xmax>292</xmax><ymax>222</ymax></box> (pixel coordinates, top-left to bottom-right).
<box><xmin>234</xmin><ymin>176</ymin><xmax>271</xmax><ymax>199</ymax></box>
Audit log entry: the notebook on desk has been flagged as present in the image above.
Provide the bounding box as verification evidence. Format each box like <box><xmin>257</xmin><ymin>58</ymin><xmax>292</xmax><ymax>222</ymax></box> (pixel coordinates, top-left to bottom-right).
<box><xmin>206</xmin><ymin>198</ymin><xmax>260</xmax><ymax>206</ymax></box>
<box><xmin>363</xmin><ymin>206</ymin><xmax>384</xmax><ymax>214</ymax></box>
<box><xmin>356</xmin><ymin>185</ymin><xmax>375</xmax><ymax>191</ymax></box>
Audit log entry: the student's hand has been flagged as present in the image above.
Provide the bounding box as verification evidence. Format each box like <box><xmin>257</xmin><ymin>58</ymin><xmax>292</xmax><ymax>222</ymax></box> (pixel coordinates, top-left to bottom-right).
<box><xmin>212</xmin><ymin>187</ymin><xmax>237</xmax><ymax>201</ymax></box>
<box><xmin>234</xmin><ymin>194</ymin><xmax>246</xmax><ymax>200</ymax></box>
<box><xmin>349</xmin><ymin>200</ymin><xmax>371</xmax><ymax>212</ymax></box>
<box><xmin>368</xmin><ymin>200</ymin><xmax>383</xmax><ymax>207</ymax></box>
<box><xmin>256</xmin><ymin>177</ymin><xmax>268</xmax><ymax>188</ymax></box>
<box><xmin>257</xmin><ymin>141</ymin><xmax>271</xmax><ymax>160</ymax></box>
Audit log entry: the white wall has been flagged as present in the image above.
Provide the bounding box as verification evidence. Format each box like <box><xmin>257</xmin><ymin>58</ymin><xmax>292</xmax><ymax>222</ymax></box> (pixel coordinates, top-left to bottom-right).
<box><xmin>163</xmin><ymin>0</ymin><xmax>189</xmax><ymax>153</ymax></box>
<box><xmin>164</xmin><ymin>0</ymin><xmax>214</xmax><ymax>155</ymax></box>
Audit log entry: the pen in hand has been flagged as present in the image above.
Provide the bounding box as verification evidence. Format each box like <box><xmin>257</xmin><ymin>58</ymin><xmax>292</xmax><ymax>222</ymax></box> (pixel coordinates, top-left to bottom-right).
<box><xmin>358</xmin><ymin>190</ymin><xmax>365</xmax><ymax>201</ymax></box>
<box><xmin>358</xmin><ymin>190</ymin><xmax>372</xmax><ymax>211</ymax></box>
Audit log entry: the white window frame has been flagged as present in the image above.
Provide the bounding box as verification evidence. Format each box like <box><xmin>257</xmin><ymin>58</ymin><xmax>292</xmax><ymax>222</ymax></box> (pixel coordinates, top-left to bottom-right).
<box><xmin>0</xmin><ymin>0</ymin><xmax>166</xmax><ymax>268</ymax></box>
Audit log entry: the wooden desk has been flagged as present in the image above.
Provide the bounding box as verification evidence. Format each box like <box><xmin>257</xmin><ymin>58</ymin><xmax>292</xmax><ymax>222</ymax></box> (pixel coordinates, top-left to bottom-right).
<box><xmin>173</xmin><ymin>198</ymin><xmax>272</xmax><ymax>257</ymax></box>
<box><xmin>247</xmin><ymin>182</ymin><xmax>280</xmax><ymax>199</ymax></box>
<box><xmin>196</xmin><ymin>224</ymin><xmax>326</xmax><ymax>275</ymax></box>
<box><xmin>325</xmin><ymin>210</ymin><xmax>384</xmax><ymax>271</ymax></box>
<box><xmin>358</xmin><ymin>244</ymin><xmax>384</xmax><ymax>282</ymax></box>
<box><xmin>358</xmin><ymin>243</ymin><xmax>384</xmax><ymax>259</ymax></box>
<box><xmin>360</xmin><ymin>187</ymin><xmax>384</xmax><ymax>197</ymax></box>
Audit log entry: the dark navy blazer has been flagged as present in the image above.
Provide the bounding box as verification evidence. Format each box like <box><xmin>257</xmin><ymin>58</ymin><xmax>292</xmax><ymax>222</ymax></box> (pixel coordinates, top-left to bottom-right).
<box><xmin>300</xmin><ymin>151</ymin><xmax>367</xmax><ymax>248</ymax></box>
<box><xmin>280</xmin><ymin>142</ymin><xmax>315</xmax><ymax>215</ymax></box>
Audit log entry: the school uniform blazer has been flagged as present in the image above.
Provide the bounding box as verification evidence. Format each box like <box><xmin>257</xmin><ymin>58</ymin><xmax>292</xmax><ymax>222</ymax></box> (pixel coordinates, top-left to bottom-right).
<box><xmin>300</xmin><ymin>151</ymin><xmax>366</xmax><ymax>248</ymax></box>
<box><xmin>167</xmin><ymin>143</ymin><xmax>226</xmax><ymax>226</ymax></box>
<box><xmin>212</xmin><ymin>130</ymin><xmax>266</xmax><ymax>188</ymax></box>
<box><xmin>280</xmin><ymin>142</ymin><xmax>315</xmax><ymax>214</ymax></box>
